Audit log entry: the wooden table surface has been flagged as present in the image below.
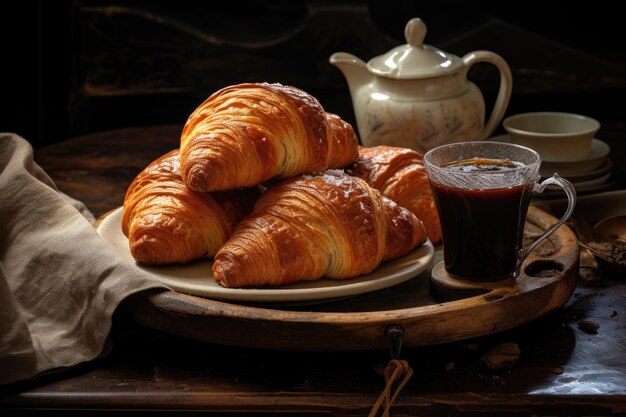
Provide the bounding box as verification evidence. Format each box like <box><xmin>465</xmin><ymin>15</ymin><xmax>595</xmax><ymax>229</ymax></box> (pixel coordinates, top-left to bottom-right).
<box><xmin>1</xmin><ymin>125</ymin><xmax>625</xmax><ymax>416</ymax></box>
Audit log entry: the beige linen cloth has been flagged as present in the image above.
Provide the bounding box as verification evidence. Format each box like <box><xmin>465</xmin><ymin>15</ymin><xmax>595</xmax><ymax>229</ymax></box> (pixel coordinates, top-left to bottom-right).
<box><xmin>0</xmin><ymin>133</ymin><xmax>165</xmax><ymax>385</ymax></box>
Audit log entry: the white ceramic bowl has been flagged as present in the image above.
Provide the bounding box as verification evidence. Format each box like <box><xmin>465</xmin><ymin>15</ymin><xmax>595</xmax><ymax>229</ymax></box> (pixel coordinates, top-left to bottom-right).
<box><xmin>503</xmin><ymin>112</ymin><xmax>600</xmax><ymax>162</ymax></box>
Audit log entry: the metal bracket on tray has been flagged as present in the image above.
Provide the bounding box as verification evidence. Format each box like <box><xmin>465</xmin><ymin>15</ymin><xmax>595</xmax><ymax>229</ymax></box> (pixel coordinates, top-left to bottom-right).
<box><xmin>386</xmin><ymin>324</ymin><xmax>404</xmax><ymax>360</ymax></box>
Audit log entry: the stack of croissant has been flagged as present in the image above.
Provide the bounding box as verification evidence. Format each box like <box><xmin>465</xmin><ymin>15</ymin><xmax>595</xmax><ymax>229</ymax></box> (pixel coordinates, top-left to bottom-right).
<box><xmin>122</xmin><ymin>83</ymin><xmax>441</xmax><ymax>288</ymax></box>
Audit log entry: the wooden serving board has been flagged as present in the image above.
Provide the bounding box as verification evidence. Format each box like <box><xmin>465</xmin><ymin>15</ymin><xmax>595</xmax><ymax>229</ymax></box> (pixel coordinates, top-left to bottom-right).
<box><xmin>114</xmin><ymin>205</ymin><xmax>578</xmax><ymax>351</ymax></box>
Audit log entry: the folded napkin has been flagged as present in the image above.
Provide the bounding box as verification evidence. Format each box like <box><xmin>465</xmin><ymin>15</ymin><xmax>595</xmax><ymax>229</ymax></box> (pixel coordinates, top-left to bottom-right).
<box><xmin>0</xmin><ymin>133</ymin><xmax>165</xmax><ymax>385</ymax></box>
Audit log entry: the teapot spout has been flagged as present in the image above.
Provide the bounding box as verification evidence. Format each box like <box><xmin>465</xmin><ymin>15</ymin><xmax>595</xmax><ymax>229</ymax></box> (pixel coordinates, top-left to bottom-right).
<box><xmin>329</xmin><ymin>52</ymin><xmax>370</xmax><ymax>97</ymax></box>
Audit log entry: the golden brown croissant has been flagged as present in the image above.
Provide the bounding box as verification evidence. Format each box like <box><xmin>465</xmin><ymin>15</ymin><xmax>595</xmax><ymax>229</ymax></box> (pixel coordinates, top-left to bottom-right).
<box><xmin>213</xmin><ymin>170</ymin><xmax>427</xmax><ymax>288</ymax></box>
<box><xmin>180</xmin><ymin>83</ymin><xmax>359</xmax><ymax>192</ymax></box>
<box><xmin>121</xmin><ymin>149</ymin><xmax>258</xmax><ymax>265</ymax></box>
<box><xmin>349</xmin><ymin>146</ymin><xmax>442</xmax><ymax>244</ymax></box>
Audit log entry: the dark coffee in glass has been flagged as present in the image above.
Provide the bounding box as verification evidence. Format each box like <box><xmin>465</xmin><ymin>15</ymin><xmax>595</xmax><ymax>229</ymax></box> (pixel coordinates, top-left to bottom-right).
<box><xmin>431</xmin><ymin>158</ymin><xmax>533</xmax><ymax>280</ymax></box>
<box><xmin>424</xmin><ymin>142</ymin><xmax>576</xmax><ymax>282</ymax></box>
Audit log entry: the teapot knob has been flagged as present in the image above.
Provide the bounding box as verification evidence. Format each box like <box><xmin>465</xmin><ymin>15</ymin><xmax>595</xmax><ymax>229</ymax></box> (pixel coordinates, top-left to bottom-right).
<box><xmin>405</xmin><ymin>18</ymin><xmax>427</xmax><ymax>48</ymax></box>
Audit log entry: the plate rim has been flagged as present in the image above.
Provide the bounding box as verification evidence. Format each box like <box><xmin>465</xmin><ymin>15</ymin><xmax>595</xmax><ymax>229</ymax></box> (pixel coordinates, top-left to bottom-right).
<box><xmin>541</xmin><ymin>158</ymin><xmax>612</xmax><ymax>181</ymax></box>
<box><xmin>568</xmin><ymin>171</ymin><xmax>612</xmax><ymax>188</ymax></box>
<box><xmin>491</xmin><ymin>135</ymin><xmax>610</xmax><ymax>163</ymax></box>
<box><xmin>97</xmin><ymin>207</ymin><xmax>435</xmax><ymax>302</ymax></box>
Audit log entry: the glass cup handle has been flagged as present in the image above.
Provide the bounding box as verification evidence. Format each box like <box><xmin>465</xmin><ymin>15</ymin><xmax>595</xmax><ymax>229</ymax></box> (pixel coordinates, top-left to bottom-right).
<box><xmin>517</xmin><ymin>174</ymin><xmax>577</xmax><ymax>267</ymax></box>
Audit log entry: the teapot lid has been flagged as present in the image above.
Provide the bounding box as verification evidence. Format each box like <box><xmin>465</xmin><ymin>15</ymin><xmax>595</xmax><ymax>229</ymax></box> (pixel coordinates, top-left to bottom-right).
<box><xmin>368</xmin><ymin>18</ymin><xmax>463</xmax><ymax>79</ymax></box>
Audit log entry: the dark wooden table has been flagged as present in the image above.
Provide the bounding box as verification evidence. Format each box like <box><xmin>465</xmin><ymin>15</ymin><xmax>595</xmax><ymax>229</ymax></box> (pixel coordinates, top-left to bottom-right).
<box><xmin>1</xmin><ymin>125</ymin><xmax>625</xmax><ymax>416</ymax></box>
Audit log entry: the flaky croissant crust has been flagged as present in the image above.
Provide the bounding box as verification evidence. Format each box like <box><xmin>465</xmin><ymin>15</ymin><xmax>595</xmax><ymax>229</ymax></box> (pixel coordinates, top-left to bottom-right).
<box><xmin>122</xmin><ymin>149</ymin><xmax>257</xmax><ymax>265</ymax></box>
<box><xmin>179</xmin><ymin>83</ymin><xmax>358</xmax><ymax>192</ymax></box>
<box><xmin>350</xmin><ymin>146</ymin><xmax>442</xmax><ymax>244</ymax></box>
<box><xmin>213</xmin><ymin>170</ymin><xmax>427</xmax><ymax>288</ymax></box>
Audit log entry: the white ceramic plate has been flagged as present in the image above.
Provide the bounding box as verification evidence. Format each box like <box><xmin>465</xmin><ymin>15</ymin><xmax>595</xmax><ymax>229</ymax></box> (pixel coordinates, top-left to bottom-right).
<box><xmin>545</xmin><ymin>190</ymin><xmax>626</xmax><ymax>224</ymax></box>
<box><xmin>490</xmin><ymin>135</ymin><xmax>610</xmax><ymax>177</ymax></box>
<box><xmin>549</xmin><ymin>158</ymin><xmax>613</xmax><ymax>182</ymax></box>
<box><xmin>541</xmin><ymin>180</ymin><xmax>617</xmax><ymax>198</ymax></box>
<box><xmin>569</xmin><ymin>171</ymin><xmax>612</xmax><ymax>189</ymax></box>
<box><xmin>97</xmin><ymin>207</ymin><xmax>435</xmax><ymax>302</ymax></box>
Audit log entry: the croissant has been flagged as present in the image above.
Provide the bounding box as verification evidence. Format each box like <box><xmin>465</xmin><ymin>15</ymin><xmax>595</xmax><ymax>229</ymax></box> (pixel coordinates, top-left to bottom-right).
<box><xmin>213</xmin><ymin>170</ymin><xmax>427</xmax><ymax>288</ymax></box>
<box><xmin>180</xmin><ymin>83</ymin><xmax>359</xmax><ymax>192</ymax></box>
<box><xmin>121</xmin><ymin>149</ymin><xmax>258</xmax><ymax>265</ymax></box>
<box><xmin>349</xmin><ymin>146</ymin><xmax>442</xmax><ymax>244</ymax></box>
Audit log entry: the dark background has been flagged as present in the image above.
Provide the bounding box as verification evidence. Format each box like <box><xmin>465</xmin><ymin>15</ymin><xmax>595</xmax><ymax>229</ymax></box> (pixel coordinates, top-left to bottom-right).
<box><xmin>3</xmin><ymin>0</ymin><xmax>626</xmax><ymax>149</ymax></box>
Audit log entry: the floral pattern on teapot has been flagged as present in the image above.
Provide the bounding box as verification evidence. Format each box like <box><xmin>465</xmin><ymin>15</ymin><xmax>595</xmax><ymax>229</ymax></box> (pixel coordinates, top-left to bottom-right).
<box><xmin>362</xmin><ymin>85</ymin><xmax>485</xmax><ymax>153</ymax></box>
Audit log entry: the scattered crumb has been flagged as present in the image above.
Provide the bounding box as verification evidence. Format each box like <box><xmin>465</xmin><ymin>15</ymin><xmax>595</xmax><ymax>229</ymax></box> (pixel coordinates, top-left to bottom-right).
<box><xmin>372</xmin><ymin>363</ymin><xmax>385</xmax><ymax>376</ymax></box>
<box><xmin>577</xmin><ymin>319</ymin><xmax>600</xmax><ymax>334</ymax></box>
<box><xmin>578</xmin><ymin>268</ymin><xmax>609</xmax><ymax>287</ymax></box>
<box><xmin>444</xmin><ymin>362</ymin><xmax>455</xmax><ymax>372</ymax></box>
<box><xmin>461</xmin><ymin>343</ymin><xmax>480</xmax><ymax>352</ymax></box>
<box><xmin>610</xmin><ymin>310</ymin><xmax>618</xmax><ymax>320</ymax></box>
<box><xmin>480</xmin><ymin>343</ymin><xmax>521</xmax><ymax>370</ymax></box>
<box><xmin>552</xmin><ymin>367</ymin><xmax>564</xmax><ymax>374</ymax></box>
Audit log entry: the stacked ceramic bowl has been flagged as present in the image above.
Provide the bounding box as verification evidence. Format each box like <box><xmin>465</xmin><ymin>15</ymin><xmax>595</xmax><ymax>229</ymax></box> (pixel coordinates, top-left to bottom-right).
<box><xmin>499</xmin><ymin>112</ymin><xmax>614</xmax><ymax>197</ymax></box>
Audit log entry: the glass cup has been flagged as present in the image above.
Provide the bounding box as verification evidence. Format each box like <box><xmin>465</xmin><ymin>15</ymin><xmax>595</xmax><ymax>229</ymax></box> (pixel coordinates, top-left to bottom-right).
<box><xmin>423</xmin><ymin>141</ymin><xmax>576</xmax><ymax>282</ymax></box>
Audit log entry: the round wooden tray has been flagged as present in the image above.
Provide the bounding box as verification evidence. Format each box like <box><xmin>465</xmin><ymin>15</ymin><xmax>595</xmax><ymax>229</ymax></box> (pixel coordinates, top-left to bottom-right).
<box><xmin>116</xmin><ymin>205</ymin><xmax>578</xmax><ymax>351</ymax></box>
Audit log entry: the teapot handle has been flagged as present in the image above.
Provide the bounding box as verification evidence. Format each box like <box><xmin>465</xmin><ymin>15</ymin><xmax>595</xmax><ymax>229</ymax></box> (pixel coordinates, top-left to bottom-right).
<box><xmin>462</xmin><ymin>51</ymin><xmax>513</xmax><ymax>140</ymax></box>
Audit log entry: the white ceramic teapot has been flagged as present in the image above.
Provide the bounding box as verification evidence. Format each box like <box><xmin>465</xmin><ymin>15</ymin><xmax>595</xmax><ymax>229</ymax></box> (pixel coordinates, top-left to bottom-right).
<box><xmin>330</xmin><ymin>18</ymin><xmax>512</xmax><ymax>153</ymax></box>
